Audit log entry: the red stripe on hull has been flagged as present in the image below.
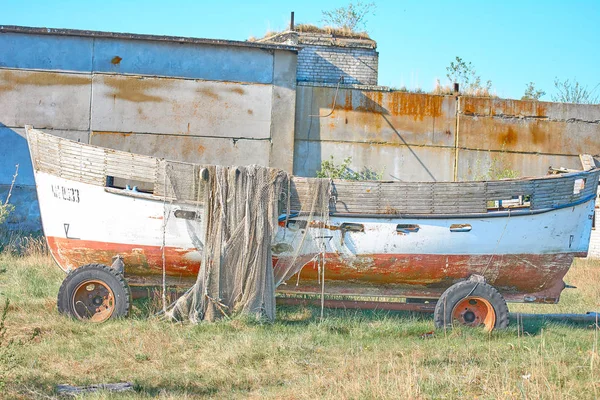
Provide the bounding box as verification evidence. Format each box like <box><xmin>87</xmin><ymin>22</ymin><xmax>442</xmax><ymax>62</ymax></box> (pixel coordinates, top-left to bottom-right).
<box><xmin>47</xmin><ymin>236</ymin><xmax>200</xmax><ymax>277</ymax></box>
<box><xmin>47</xmin><ymin>237</ymin><xmax>573</xmax><ymax>302</ymax></box>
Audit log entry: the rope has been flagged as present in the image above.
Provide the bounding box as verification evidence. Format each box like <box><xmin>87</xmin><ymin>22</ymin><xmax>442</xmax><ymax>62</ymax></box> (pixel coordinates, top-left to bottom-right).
<box><xmin>160</xmin><ymin>166</ymin><xmax>169</xmax><ymax>313</ymax></box>
<box><xmin>465</xmin><ymin>208</ymin><xmax>512</xmax><ymax>298</ymax></box>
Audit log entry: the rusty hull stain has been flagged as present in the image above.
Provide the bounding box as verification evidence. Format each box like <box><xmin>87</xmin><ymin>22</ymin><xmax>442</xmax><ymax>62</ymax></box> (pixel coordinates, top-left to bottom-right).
<box><xmin>278</xmin><ymin>252</ymin><xmax>572</xmax><ymax>302</ymax></box>
<box><xmin>47</xmin><ymin>237</ymin><xmax>200</xmax><ymax>277</ymax></box>
<box><xmin>0</xmin><ymin>70</ymin><xmax>90</xmax><ymax>92</ymax></box>
<box><xmin>102</xmin><ymin>75</ymin><xmax>167</xmax><ymax>103</ymax></box>
<box><xmin>111</xmin><ymin>56</ymin><xmax>123</xmax><ymax>65</ymax></box>
<box><xmin>47</xmin><ymin>235</ymin><xmax>573</xmax><ymax>302</ymax></box>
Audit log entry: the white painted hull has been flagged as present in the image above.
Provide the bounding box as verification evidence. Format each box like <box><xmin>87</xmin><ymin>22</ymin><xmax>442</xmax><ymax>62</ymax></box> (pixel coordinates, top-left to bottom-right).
<box><xmin>27</xmin><ymin>126</ymin><xmax>600</xmax><ymax>303</ymax></box>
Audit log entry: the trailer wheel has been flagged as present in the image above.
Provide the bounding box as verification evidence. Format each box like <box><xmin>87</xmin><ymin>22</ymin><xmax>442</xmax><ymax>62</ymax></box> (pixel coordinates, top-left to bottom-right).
<box><xmin>57</xmin><ymin>264</ymin><xmax>130</xmax><ymax>322</ymax></box>
<box><xmin>434</xmin><ymin>280</ymin><xmax>509</xmax><ymax>331</ymax></box>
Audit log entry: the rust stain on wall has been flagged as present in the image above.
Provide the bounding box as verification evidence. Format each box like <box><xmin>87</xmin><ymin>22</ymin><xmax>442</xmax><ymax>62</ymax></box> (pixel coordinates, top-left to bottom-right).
<box><xmin>386</xmin><ymin>92</ymin><xmax>443</xmax><ymax>121</ymax></box>
<box><xmin>196</xmin><ymin>87</ymin><xmax>220</xmax><ymax>100</ymax></box>
<box><xmin>103</xmin><ymin>75</ymin><xmax>167</xmax><ymax>103</ymax></box>
<box><xmin>111</xmin><ymin>56</ymin><xmax>123</xmax><ymax>65</ymax></box>
<box><xmin>500</xmin><ymin>127</ymin><xmax>518</xmax><ymax>147</ymax></box>
<box><xmin>0</xmin><ymin>70</ymin><xmax>90</xmax><ymax>91</ymax></box>
<box><xmin>460</xmin><ymin>111</ymin><xmax>572</xmax><ymax>154</ymax></box>
<box><xmin>91</xmin><ymin>131</ymin><xmax>133</xmax><ymax>138</ymax></box>
<box><xmin>229</xmin><ymin>87</ymin><xmax>246</xmax><ymax>95</ymax></box>
<box><xmin>331</xmin><ymin>90</ymin><xmax>444</xmax><ymax>121</ymax></box>
<box><xmin>493</xmin><ymin>99</ymin><xmax>548</xmax><ymax>118</ymax></box>
<box><xmin>463</xmin><ymin>97</ymin><xmax>549</xmax><ymax>118</ymax></box>
<box><xmin>529</xmin><ymin>121</ymin><xmax>547</xmax><ymax>145</ymax></box>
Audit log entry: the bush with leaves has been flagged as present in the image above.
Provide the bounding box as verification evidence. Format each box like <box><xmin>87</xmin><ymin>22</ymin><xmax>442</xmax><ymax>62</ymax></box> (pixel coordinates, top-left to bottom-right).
<box><xmin>321</xmin><ymin>1</ymin><xmax>376</xmax><ymax>32</ymax></box>
<box><xmin>551</xmin><ymin>78</ymin><xmax>599</xmax><ymax>104</ymax></box>
<box><xmin>316</xmin><ymin>156</ymin><xmax>383</xmax><ymax>180</ymax></box>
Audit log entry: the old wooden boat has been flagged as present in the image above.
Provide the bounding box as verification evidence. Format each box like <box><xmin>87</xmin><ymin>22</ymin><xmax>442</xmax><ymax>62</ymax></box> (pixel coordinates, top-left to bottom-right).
<box><xmin>26</xmin><ymin>126</ymin><xmax>600</xmax><ymax>329</ymax></box>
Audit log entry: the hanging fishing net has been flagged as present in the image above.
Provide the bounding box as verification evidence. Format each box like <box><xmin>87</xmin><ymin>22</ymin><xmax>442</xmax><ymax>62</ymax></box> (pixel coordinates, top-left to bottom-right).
<box><xmin>160</xmin><ymin>163</ymin><xmax>331</xmax><ymax>323</ymax></box>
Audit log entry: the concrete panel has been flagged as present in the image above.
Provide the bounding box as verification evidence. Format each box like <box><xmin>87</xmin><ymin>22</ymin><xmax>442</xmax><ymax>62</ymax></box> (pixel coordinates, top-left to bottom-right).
<box><xmin>0</xmin><ymin>127</ymin><xmax>89</xmax><ymax>186</ymax></box>
<box><xmin>90</xmin><ymin>74</ymin><xmax>272</xmax><ymax>138</ymax></box>
<box><xmin>0</xmin><ymin>32</ymin><xmax>93</xmax><ymax>71</ymax></box>
<box><xmin>0</xmin><ymin>69</ymin><xmax>92</xmax><ymax>130</ymax></box>
<box><xmin>294</xmin><ymin>140</ymin><xmax>454</xmax><ymax>182</ymax></box>
<box><xmin>92</xmin><ymin>38</ymin><xmax>274</xmax><ymax>84</ymax></box>
<box><xmin>269</xmin><ymin>51</ymin><xmax>297</xmax><ymax>173</ymax></box>
<box><xmin>461</xmin><ymin>97</ymin><xmax>600</xmax><ymax>120</ymax></box>
<box><xmin>90</xmin><ymin>132</ymin><xmax>271</xmax><ymax>166</ymax></box>
<box><xmin>457</xmin><ymin>149</ymin><xmax>581</xmax><ymax>181</ymax></box>
<box><xmin>295</xmin><ymin>86</ymin><xmax>456</xmax><ymax>147</ymax></box>
<box><xmin>458</xmin><ymin>97</ymin><xmax>600</xmax><ymax>155</ymax></box>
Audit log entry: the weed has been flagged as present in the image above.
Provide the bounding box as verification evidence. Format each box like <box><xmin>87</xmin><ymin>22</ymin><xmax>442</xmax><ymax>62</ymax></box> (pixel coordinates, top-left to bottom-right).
<box><xmin>0</xmin><ymin>297</ymin><xmax>8</xmax><ymax>347</ymax></box>
<box><xmin>473</xmin><ymin>147</ymin><xmax>520</xmax><ymax>181</ymax></box>
<box><xmin>316</xmin><ymin>156</ymin><xmax>384</xmax><ymax>180</ymax></box>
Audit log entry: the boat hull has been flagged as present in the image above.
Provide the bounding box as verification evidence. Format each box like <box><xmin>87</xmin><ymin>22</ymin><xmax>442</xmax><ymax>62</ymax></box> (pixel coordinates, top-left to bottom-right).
<box><xmin>34</xmin><ymin>170</ymin><xmax>596</xmax><ymax>303</ymax></box>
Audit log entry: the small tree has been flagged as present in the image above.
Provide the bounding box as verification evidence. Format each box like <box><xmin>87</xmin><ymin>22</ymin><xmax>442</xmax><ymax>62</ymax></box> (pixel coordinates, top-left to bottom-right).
<box><xmin>521</xmin><ymin>82</ymin><xmax>545</xmax><ymax>101</ymax></box>
<box><xmin>445</xmin><ymin>56</ymin><xmax>492</xmax><ymax>96</ymax></box>
<box><xmin>321</xmin><ymin>1</ymin><xmax>376</xmax><ymax>32</ymax></box>
<box><xmin>551</xmin><ymin>78</ymin><xmax>599</xmax><ymax>104</ymax></box>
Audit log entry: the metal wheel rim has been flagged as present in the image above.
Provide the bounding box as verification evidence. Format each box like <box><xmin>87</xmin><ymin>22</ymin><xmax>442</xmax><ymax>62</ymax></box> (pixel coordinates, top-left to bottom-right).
<box><xmin>72</xmin><ymin>280</ymin><xmax>115</xmax><ymax>322</ymax></box>
<box><xmin>451</xmin><ymin>296</ymin><xmax>496</xmax><ymax>331</ymax></box>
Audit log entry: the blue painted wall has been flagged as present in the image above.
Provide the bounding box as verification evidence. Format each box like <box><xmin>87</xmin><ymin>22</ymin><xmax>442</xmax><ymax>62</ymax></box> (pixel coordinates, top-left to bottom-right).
<box><xmin>0</xmin><ymin>32</ymin><xmax>274</xmax><ymax>83</ymax></box>
<box><xmin>0</xmin><ymin>29</ymin><xmax>294</xmax><ymax>233</ymax></box>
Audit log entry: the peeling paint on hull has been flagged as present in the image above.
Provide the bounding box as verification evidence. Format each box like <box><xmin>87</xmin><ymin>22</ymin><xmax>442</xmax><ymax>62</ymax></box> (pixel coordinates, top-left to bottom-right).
<box><xmin>276</xmin><ymin>253</ymin><xmax>573</xmax><ymax>303</ymax></box>
<box><xmin>46</xmin><ymin>235</ymin><xmax>572</xmax><ymax>303</ymax></box>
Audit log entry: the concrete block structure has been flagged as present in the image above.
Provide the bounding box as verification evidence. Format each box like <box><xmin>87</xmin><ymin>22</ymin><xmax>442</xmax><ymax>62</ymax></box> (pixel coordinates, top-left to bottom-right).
<box><xmin>258</xmin><ymin>30</ymin><xmax>378</xmax><ymax>85</ymax></box>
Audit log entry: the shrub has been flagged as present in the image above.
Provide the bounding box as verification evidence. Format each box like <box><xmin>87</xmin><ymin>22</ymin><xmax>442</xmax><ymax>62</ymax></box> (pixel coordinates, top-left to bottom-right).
<box><xmin>316</xmin><ymin>156</ymin><xmax>384</xmax><ymax>180</ymax></box>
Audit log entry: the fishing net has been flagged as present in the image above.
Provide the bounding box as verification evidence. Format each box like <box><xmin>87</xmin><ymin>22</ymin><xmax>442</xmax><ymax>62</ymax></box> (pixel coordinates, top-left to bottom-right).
<box><xmin>162</xmin><ymin>164</ymin><xmax>331</xmax><ymax>323</ymax></box>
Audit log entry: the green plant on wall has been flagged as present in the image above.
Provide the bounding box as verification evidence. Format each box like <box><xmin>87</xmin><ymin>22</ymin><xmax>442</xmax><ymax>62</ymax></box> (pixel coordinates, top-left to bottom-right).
<box><xmin>0</xmin><ymin>165</ymin><xmax>18</xmax><ymax>227</ymax></box>
<box><xmin>0</xmin><ymin>204</ymin><xmax>13</xmax><ymax>226</ymax></box>
<box><xmin>316</xmin><ymin>156</ymin><xmax>384</xmax><ymax>180</ymax></box>
<box><xmin>474</xmin><ymin>149</ymin><xmax>520</xmax><ymax>181</ymax></box>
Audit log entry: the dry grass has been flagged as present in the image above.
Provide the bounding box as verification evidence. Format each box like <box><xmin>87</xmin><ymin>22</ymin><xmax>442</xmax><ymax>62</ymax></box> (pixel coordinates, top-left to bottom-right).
<box><xmin>431</xmin><ymin>79</ymin><xmax>499</xmax><ymax>98</ymax></box>
<box><xmin>252</xmin><ymin>24</ymin><xmax>372</xmax><ymax>42</ymax></box>
<box><xmin>1</xmin><ymin>251</ymin><xmax>599</xmax><ymax>399</ymax></box>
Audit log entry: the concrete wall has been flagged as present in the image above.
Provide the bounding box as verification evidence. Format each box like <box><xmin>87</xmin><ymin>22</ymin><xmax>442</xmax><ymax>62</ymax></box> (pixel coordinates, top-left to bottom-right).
<box><xmin>0</xmin><ymin>28</ymin><xmax>298</xmax><ymax>232</ymax></box>
<box><xmin>294</xmin><ymin>85</ymin><xmax>456</xmax><ymax>181</ymax></box>
<box><xmin>294</xmin><ymin>83</ymin><xmax>600</xmax><ymax>183</ymax></box>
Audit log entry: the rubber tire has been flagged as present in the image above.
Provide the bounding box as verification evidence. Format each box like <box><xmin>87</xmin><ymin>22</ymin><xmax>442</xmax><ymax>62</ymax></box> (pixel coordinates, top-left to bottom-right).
<box><xmin>433</xmin><ymin>280</ymin><xmax>509</xmax><ymax>330</ymax></box>
<box><xmin>57</xmin><ymin>263</ymin><xmax>131</xmax><ymax>321</ymax></box>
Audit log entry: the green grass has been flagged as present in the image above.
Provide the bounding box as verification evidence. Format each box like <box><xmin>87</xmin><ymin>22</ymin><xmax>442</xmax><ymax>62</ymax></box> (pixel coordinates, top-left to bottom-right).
<box><xmin>0</xmin><ymin>252</ymin><xmax>599</xmax><ymax>399</ymax></box>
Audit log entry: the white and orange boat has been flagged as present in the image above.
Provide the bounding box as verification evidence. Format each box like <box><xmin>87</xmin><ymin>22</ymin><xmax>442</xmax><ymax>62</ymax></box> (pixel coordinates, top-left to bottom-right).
<box><xmin>26</xmin><ymin>126</ymin><xmax>600</xmax><ymax>329</ymax></box>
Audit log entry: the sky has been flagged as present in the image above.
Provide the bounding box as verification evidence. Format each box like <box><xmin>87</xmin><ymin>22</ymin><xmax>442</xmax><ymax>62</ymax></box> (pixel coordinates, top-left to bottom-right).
<box><xmin>2</xmin><ymin>0</ymin><xmax>599</xmax><ymax>100</ymax></box>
